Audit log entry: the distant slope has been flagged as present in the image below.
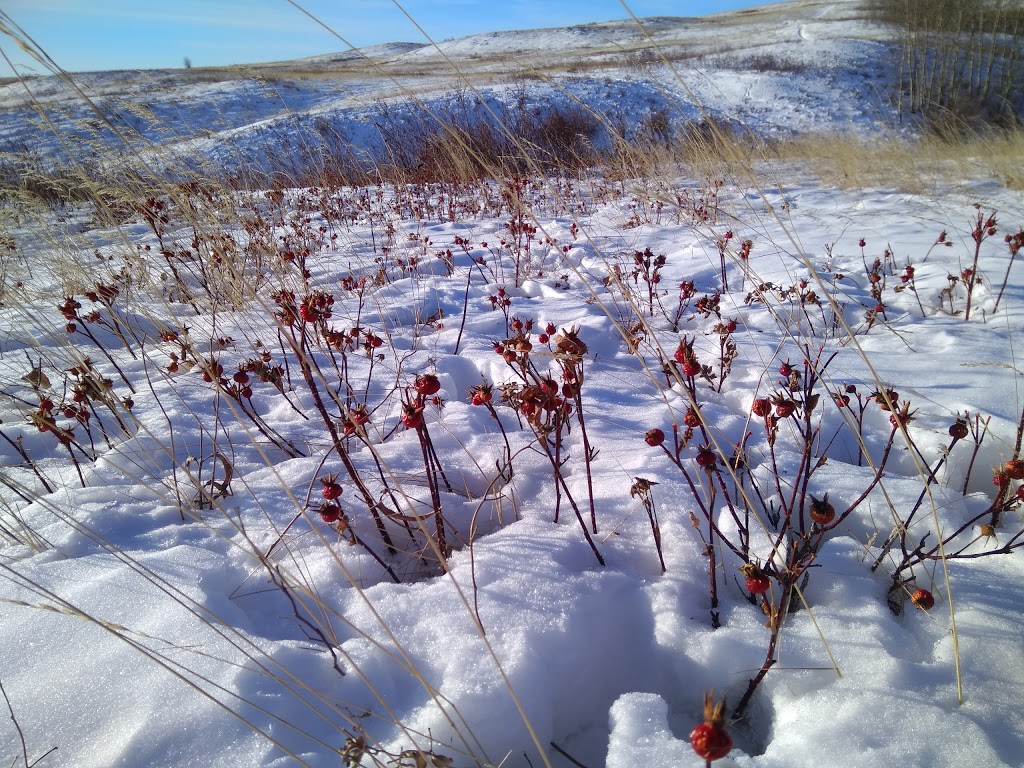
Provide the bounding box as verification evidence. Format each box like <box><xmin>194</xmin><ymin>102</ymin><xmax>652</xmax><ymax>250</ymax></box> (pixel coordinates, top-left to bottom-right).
<box><xmin>0</xmin><ymin>0</ymin><xmax>897</xmax><ymax>177</ymax></box>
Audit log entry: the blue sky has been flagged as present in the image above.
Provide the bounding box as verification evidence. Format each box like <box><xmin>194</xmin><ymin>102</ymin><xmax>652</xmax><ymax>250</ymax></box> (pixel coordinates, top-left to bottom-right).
<box><xmin>0</xmin><ymin>1</ymin><xmax>765</xmax><ymax>74</ymax></box>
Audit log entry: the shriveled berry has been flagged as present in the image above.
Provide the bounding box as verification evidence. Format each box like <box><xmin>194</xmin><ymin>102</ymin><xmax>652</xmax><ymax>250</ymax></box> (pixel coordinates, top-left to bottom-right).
<box><xmin>645</xmin><ymin>428</ymin><xmax>665</xmax><ymax>447</ymax></box>
<box><xmin>683</xmin><ymin>407</ymin><xmax>700</xmax><ymax>428</ymax></box>
<box><xmin>1003</xmin><ymin>459</ymin><xmax>1024</xmax><ymax>480</ymax></box>
<box><xmin>751</xmin><ymin>398</ymin><xmax>771</xmax><ymax>418</ymax></box>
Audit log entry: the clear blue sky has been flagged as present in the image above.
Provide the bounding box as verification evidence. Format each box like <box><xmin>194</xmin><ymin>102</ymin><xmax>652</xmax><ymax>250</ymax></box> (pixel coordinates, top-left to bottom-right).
<box><xmin>0</xmin><ymin>1</ymin><xmax>766</xmax><ymax>74</ymax></box>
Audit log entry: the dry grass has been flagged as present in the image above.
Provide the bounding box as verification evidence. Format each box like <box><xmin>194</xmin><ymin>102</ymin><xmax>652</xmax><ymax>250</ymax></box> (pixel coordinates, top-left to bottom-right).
<box><xmin>747</xmin><ymin>126</ymin><xmax>1024</xmax><ymax>194</ymax></box>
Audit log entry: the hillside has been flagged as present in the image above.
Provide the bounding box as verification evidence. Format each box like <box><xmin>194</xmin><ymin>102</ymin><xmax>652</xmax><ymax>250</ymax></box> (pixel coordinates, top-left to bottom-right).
<box><xmin>0</xmin><ymin>0</ymin><xmax>895</xmax><ymax>177</ymax></box>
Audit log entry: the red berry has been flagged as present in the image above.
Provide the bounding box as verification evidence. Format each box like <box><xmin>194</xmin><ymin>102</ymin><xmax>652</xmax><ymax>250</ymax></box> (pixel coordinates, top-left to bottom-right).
<box><xmin>911</xmin><ymin>588</ymin><xmax>935</xmax><ymax>610</ymax></box>
<box><xmin>724</xmin><ymin>318</ymin><xmax>737</xmax><ymax>333</ymax></box>
<box><xmin>696</xmin><ymin>446</ymin><xmax>717</xmax><ymax>468</ymax></box>
<box><xmin>320</xmin><ymin>476</ymin><xmax>343</xmax><ymax>500</ymax></box>
<box><xmin>751</xmin><ymin>398</ymin><xmax>771</xmax><ymax>417</ymax></box>
<box><xmin>779</xmin><ymin>360</ymin><xmax>793</xmax><ymax>377</ymax></box>
<box><xmin>645</xmin><ymin>428</ymin><xmax>665</xmax><ymax>447</ymax></box>
<box><xmin>742</xmin><ymin>563</ymin><xmax>770</xmax><ymax>595</ymax></box>
<box><xmin>470</xmin><ymin>384</ymin><xmax>492</xmax><ymax>406</ymax></box>
<box><xmin>691</xmin><ymin>692</ymin><xmax>732</xmax><ymax>762</ymax></box>
<box><xmin>414</xmin><ymin>373</ymin><xmax>441</xmax><ymax>397</ymax></box>
<box><xmin>233</xmin><ymin>370</ymin><xmax>250</xmax><ymax>384</ymax></box>
<box><xmin>319</xmin><ymin>502</ymin><xmax>341</xmax><ymax>523</ymax></box>
<box><xmin>948</xmin><ymin>421</ymin><xmax>969</xmax><ymax>440</ymax></box>
<box><xmin>746</xmin><ymin>574</ymin><xmax>770</xmax><ymax>594</ymax></box>
<box><xmin>809</xmin><ymin>494</ymin><xmax>835</xmax><ymax>525</ymax></box>
<box><xmin>682</xmin><ymin>361</ymin><xmax>701</xmax><ymax>377</ymax></box>
<box><xmin>775</xmin><ymin>399</ymin><xmax>796</xmax><ymax>418</ymax></box>
<box><xmin>401</xmin><ymin>403</ymin><xmax>424</xmax><ymax>429</ymax></box>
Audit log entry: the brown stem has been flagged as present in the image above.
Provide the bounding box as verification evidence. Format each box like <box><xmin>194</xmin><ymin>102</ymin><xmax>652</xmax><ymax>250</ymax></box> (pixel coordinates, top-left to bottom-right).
<box><xmin>417</xmin><ymin>424</ymin><xmax>449</xmax><ymax>561</ymax></box>
<box><xmin>539</xmin><ymin>436</ymin><xmax>605</xmax><ymax>566</ymax></box>
<box><xmin>733</xmin><ymin>584</ymin><xmax>791</xmax><ymax>718</ymax></box>
<box><xmin>286</xmin><ymin>326</ymin><xmax>396</xmax><ymax>553</ymax></box>
<box><xmin>708</xmin><ymin>526</ymin><xmax>720</xmax><ymax>629</ymax></box>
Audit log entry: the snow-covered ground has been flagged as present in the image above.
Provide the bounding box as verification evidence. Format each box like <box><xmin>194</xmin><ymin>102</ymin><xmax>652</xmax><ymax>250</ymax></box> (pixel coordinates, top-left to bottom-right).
<box><xmin>2</xmin><ymin>2</ymin><xmax>1024</xmax><ymax>767</ymax></box>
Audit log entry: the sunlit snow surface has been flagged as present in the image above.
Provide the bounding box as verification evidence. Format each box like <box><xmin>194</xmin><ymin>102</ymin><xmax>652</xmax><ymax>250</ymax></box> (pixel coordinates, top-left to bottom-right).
<box><xmin>2</xmin><ymin>1</ymin><xmax>1024</xmax><ymax>767</ymax></box>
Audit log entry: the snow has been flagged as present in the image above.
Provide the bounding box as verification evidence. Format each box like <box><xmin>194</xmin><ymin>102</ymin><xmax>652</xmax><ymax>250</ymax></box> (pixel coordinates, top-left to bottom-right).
<box><xmin>2</xmin><ymin>1</ymin><xmax>1024</xmax><ymax>767</ymax></box>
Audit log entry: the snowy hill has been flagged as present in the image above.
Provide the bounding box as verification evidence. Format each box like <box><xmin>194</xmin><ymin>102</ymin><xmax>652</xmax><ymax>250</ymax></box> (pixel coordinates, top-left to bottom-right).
<box><xmin>0</xmin><ymin>0</ymin><xmax>896</xmax><ymax>176</ymax></box>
